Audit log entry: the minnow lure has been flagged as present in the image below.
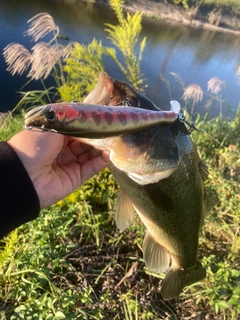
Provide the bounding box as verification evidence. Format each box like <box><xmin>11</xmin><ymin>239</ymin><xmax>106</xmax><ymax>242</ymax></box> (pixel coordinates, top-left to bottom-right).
<box><xmin>25</xmin><ymin>102</ymin><xmax>178</xmax><ymax>138</ymax></box>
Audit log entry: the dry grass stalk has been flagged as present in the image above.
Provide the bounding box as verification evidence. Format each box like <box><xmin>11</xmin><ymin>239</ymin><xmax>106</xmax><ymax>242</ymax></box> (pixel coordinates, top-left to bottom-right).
<box><xmin>207</xmin><ymin>77</ymin><xmax>226</xmax><ymax>95</ymax></box>
<box><xmin>25</xmin><ymin>12</ymin><xmax>59</xmax><ymax>42</ymax></box>
<box><xmin>4</xmin><ymin>41</ymin><xmax>74</xmax><ymax>81</ymax></box>
<box><xmin>4</xmin><ymin>11</ymin><xmax>75</xmax><ymax>81</ymax></box>
<box><xmin>3</xmin><ymin>43</ymin><xmax>31</xmax><ymax>76</ymax></box>
<box><xmin>182</xmin><ymin>83</ymin><xmax>203</xmax><ymax>104</ymax></box>
<box><xmin>28</xmin><ymin>42</ymin><xmax>63</xmax><ymax>80</ymax></box>
<box><xmin>63</xmin><ymin>42</ymin><xmax>76</xmax><ymax>59</ymax></box>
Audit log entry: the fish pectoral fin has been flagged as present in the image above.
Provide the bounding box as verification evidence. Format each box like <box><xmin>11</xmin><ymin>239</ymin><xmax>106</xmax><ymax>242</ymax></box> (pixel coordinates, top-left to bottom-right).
<box><xmin>143</xmin><ymin>233</ymin><xmax>170</xmax><ymax>273</ymax></box>
<box><xmin>160</xmin><ymin>261</ymin><xmax>206</xmax><ymax>300</ymax></box>
<box><xmin>115</xmin><ymin>189</ymin><xmax>135</xmax><ymax>231</ymax></box>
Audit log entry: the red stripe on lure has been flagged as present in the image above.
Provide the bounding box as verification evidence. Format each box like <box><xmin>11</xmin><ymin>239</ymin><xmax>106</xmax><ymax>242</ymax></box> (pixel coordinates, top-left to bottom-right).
<box><xmin>25</xmin><ymin>102</ymin><xmax>178</xmax><ymax>138</ymax></box>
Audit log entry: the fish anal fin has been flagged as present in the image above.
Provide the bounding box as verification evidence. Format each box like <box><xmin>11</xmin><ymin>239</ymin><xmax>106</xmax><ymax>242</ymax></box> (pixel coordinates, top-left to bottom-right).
<box><xmin>143</xmin><ymin>233</ymin><xmax>170</xmax><ymax>273</ymax></box>
<box><xmin>115</xmin><ymin>189</ymin><xmax>135</xmax><ymax>231</ymax></box>
<box><xmin>160</xmin><ymin>261</ymin><xmax>206</xmax><ymax>300</ymax></box>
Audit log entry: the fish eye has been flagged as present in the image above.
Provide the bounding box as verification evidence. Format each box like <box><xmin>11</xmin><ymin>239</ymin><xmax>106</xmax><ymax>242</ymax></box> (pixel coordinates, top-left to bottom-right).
<box><xmin>45</xmin><ymin>111</ymin><xmax>57</xmax><ymax>122</ymax></box>
<box><xmin>123</xmin><ymin>97</ymin><xmax>138</xmax><ymax>107</ymax></box>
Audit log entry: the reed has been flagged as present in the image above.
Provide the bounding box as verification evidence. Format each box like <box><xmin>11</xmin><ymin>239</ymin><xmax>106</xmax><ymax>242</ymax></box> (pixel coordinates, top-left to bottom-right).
<box><xmin>3</xmin><ymin>44</ymin><xmax>31</xmax><ymax>76</ymax></box>
<box><xmin>182</xmin><ymin>83</ymin><xmax>203</xmax><ymax>113</ymax></box>
<box><xmin>25</xmin><ymin>12</ymin><xmax>59</xmax><ymax>42</ymax></box>
<box><xmin>207</xmin><ymin>76</ymin><xmax>226</xmax><ymax>95</ymax></box>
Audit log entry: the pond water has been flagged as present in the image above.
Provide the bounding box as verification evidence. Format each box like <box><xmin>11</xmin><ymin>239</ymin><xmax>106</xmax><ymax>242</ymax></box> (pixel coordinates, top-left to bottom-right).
<box><xmin>1</xmin><ymin>0</ymin><xmax>240</xmax><ymax>118</ymax></box>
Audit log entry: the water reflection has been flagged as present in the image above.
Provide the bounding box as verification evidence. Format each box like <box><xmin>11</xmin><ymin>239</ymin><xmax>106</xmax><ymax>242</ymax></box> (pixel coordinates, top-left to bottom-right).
<box><xmin>0</xmin><ymin>0</ymin><xmax>240</xmax><ymax>117</ymax></box>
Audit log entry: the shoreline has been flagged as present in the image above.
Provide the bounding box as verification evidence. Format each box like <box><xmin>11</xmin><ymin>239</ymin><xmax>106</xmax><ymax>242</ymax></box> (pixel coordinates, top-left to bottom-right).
<box><xmin>92</xmin><ymin>0</ymin><xmax>240</xmax><ymax>35</ymax></box>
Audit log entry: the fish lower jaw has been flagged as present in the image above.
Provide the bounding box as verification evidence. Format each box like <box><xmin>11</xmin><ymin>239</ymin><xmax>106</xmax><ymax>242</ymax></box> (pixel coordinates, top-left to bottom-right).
<box><xmin>74</xmin><ymin>137</ymin><xmax>110</xmax><ymax>151</ymax></box>
<box><xmin>126</xmin><ymin>167</ymin><xmax>176</xmax><ymax>185</ymax></box>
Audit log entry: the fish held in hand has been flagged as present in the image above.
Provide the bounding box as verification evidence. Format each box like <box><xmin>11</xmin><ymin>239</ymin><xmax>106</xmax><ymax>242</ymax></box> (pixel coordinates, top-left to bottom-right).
<box><xmin>25</xmin><ymin>72</ymin><xmax>215</xmax><ymax>299</ymax></box>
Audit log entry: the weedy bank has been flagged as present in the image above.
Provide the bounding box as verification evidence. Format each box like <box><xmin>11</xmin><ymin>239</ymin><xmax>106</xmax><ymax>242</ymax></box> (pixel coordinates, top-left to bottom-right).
<box><xmin>0</xmin><ymin>107</ymin><xmax>239</xmax><ymax>320</ymax></box>
<box><xmin>0</xmin><ymin>0</ymin><xmax>239</xmax><ymax>318</ymax></box>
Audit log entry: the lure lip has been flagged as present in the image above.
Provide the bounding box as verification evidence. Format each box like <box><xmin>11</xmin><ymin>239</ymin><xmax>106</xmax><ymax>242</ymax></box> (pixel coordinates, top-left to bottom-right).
<box><xmin>25</xmin><ymin>105</ymin><xmax>51</xmax><ymax>127</ymax></box>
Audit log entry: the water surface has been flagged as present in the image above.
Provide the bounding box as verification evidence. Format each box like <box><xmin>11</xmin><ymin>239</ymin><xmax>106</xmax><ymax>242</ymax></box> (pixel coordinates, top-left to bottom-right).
<box><xmin>1</xmin><ymin>0</ymin><xmax>240</xmax><ymax>117</ymax></box>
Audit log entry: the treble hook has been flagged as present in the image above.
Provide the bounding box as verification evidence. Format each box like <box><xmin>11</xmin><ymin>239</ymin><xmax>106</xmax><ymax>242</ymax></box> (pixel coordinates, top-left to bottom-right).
<box><xmin>178</xmin><ymin>113</ymin><xmax>200</xmax><ymax>134</ymax></box>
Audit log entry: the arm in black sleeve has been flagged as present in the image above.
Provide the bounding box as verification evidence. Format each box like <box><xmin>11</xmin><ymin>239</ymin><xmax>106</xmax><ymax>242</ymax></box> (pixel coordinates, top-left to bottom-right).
<box><xmin>0</xmin><ymin>141</ymin><xmax>40</xmax><ymax>239</ymax></box>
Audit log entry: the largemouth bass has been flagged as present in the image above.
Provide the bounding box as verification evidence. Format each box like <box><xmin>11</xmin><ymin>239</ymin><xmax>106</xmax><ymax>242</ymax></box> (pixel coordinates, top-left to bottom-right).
<box><xmin>25</xmin><ymin>72</ymin><xmax>214</xmax><ymax>299</ymax></box>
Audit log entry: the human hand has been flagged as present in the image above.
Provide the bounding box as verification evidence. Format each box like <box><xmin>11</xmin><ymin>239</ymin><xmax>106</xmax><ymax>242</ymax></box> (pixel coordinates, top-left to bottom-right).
<box><xmin>8</xmin><ymin>129</ymin><xmax>110</xmax><ymax>209</ymax></box>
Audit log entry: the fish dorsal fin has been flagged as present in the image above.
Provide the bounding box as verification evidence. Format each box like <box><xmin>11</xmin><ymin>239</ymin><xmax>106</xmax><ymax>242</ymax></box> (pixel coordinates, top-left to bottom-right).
<box><xmin>199</xmin><ymin>160</ymin><xmax>209</xmax><ymax>182</ymax></box>
<box><xmin>115</xmin><ymin>189</ymin><xmax>135</xmax><ymax>231</ymax></box>
<box><xmin>143</xmin><ymin>233</ymin><xmax>170</xmax><ymax>273</ymax></box>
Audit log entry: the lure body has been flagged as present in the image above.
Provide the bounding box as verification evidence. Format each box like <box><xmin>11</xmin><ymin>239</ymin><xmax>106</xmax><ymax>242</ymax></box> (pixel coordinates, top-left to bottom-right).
<box><xmin>25</xmin><ymin>102</ymin><xmax>178</xmax><ymax>138</ymax></box>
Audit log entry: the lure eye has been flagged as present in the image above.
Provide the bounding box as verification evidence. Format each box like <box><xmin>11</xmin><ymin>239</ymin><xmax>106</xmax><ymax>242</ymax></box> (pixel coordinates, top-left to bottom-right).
<box><xmin>123</xmin><ymin>97</ymin><xmax>138</xmax><ymax>108</ymax></box>
<box><xmin>45</xmin><ymin>111</ymin><xmax>57</xmax><ymax>122</ymax></box>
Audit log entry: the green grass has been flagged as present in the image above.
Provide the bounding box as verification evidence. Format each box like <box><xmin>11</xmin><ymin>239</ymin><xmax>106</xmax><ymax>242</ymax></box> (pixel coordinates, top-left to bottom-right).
<box><xmin>0</xmin><ymin>111</ymin><xmax>239</xmax><ymax>319</ymax></box>
<box><xmin>202</xmin><ymin>0</ymin><xmax>240</xmax><ymax>13</ymax></box>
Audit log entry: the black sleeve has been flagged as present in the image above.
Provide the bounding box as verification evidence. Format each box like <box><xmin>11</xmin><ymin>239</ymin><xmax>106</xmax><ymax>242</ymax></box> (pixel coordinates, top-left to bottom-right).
<box><xmin>0</xmin><ymin>141</ymin><xmax>40</xmax><ymax>239</ymax></box>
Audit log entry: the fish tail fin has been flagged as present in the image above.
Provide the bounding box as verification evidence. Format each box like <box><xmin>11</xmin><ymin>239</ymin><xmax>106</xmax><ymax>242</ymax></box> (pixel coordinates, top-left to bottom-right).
<box><xmin>160</xmin><ymin>261</ymin><xmax>206</xmax><ymax>300</ymax></box>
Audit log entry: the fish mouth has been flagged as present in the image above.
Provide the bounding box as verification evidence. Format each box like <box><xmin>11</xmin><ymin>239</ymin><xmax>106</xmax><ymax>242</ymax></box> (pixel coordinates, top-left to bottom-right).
<box><xmin>25</xmin><ymin>105</ymin><xmax>51</xmax><ymax>127</ymax></box>
<box><xmin>83</xmin><ymin>72</ymin><xmax>115</xmax><ymax>105</ymax></box>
